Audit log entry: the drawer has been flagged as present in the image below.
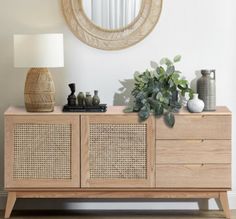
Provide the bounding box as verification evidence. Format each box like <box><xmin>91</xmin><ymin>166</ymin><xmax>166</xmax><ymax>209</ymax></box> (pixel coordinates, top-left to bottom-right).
<box><xmin>156</xmin><ymin>115</ymin><xmax>231</xmax><ymax>139</ymax></box>
<box><xmin>156</xmin><ymin>164</ymin><xmax>231</xmax><ymax>188</ymax></box>
<box><xmin>156</xmin><ymin>140</ymin><xmax>231</xmax><ymax>164</ymax></box>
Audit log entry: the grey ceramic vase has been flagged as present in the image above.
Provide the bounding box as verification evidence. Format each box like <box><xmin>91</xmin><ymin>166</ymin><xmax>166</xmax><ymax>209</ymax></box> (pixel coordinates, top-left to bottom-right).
<box><xmin>92</xmin><ymin>90</ymin><xmax>100</xmax><ymax>106</ymax></box>
<box><xmin>85</xmin><ymin>92</ymin><xmax>93</xmax><ymax>106</ymax></box>
<box><xmin>187</xmin><ymin>93</ymin><xmax>204</xmax><ymax>113</ymax></box>
<box><xmin>197</xmin><ymin>69</ymin><xmax>216</xmax><ymax>111</ymax></box>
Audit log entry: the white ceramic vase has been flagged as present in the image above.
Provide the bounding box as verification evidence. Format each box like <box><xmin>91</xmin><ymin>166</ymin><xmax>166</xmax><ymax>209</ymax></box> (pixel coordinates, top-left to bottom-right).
<box><xmin>187</xmin><ymin>93</ymin><xmax>204</xmax><ymax>113</ymax></box>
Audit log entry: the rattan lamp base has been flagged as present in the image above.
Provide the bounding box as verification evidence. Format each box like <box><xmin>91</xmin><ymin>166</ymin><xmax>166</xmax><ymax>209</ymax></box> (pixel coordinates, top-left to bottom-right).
<box><xmin>24</xmin><ymin>68</ymin><xmax>55</xmax><ymax>112</ymax></box>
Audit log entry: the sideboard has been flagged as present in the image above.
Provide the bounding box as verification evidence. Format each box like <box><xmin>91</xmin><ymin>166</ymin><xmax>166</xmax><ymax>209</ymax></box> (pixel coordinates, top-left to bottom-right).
<box><xmin>4</xmin><ymin>106</ymin><xmax>232</xmax><ymax>218</ymax></box>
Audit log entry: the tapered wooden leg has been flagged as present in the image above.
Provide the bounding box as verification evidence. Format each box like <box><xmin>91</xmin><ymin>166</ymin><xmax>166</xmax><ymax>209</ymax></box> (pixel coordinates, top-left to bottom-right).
<box><xmin>197</xmin><ymin>199</ymin><xmax>209</xmax><ymax>210</ymax></box>
<box><xmin>5</xmin><ymin>192</ymin><xmax>16</xmax><ymax>218</ymax></box>
<box><xmin>219</xmin><ymin>192</ymin><xmax>231</xmax><ymax>219</ymax></box>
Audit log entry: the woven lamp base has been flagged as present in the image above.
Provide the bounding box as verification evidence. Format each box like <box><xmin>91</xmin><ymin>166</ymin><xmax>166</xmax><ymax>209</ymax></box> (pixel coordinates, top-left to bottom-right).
<box><xmin>24</xmin><ymin>68</ymin><xmax>55</xmax><ymax>112</ymax></box>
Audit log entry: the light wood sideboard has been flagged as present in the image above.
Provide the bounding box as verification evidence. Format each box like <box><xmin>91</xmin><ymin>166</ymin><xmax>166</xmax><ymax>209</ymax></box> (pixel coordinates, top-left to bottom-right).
<box><xmin>4</xmin><ymin>106</ymin><xmax>231</xmax><ymax>218</ymax></box>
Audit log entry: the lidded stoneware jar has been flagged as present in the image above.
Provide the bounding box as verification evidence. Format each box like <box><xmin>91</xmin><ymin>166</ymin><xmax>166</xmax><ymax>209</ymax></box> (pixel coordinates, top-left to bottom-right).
<box><xmin>197</xmin><ymin>69</ymin><xmax>216</xmax><ymax>111</ymax></box>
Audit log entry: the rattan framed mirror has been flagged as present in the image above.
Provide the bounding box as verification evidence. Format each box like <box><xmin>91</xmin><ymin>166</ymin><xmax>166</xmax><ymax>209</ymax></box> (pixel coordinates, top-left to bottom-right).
<box><xmin>61</xmin><ymin>0</ymin><xmax>163</xmax><ymax>50</ymax></box>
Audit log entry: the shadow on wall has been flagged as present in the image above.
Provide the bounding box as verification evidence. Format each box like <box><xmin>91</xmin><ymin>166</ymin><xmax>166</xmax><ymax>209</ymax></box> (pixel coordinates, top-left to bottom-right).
<box><xmin>190</xmin><ymin>70</ymin><xmax>202</xmax><ymax>93</ymax></box>
<box><xmin>113</xmin><ymin>79</ymin><xmax>135</xmax><ymax>106</ymax></box>
<box><xmin>114</xmin><ymin>71</ymin><xmax>202</xmax><ymax>107</ymax></box>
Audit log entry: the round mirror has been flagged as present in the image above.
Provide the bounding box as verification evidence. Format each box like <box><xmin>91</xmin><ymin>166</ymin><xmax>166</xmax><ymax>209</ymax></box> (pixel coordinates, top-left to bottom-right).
<box><xmin>62</xmin><ymin>0</ymin><xmax>163</xmax><ymax>50</ymax></box>
<box><xmin>82</xmin><ymin>0</ymin><xmax>142</xmax><ymax>30</ymax></box>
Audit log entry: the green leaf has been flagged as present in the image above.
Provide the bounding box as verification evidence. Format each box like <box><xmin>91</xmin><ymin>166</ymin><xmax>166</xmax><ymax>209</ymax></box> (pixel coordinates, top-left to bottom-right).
<box><xmin>172</xmin><ymin>72</ymin><xmax>180</xmax><ymax>80</ymax></box>
<box><xmin>155</xmin><ymin>67</ymin><xmax>159</xmax><ymax>74</ymax></box>
<box><xmin>168</xmin><ymin>79</ymin><xmax>174</xmax><ymax>88</ymax></box>
<box><xmin>134</xmin><ymin>71</ymin><xmax>140</xmax><ymax>75</ymax></box>
<box><xmin>175</xmin><ymin>102</ymin><xmax>182</xmax><ymax>109</ymax></box>
<box><xmin>136</xmin><ymin>92</ymin><xmax>145</xmax><ymax>101</ymax></box>
<box><xmin>156</xmin><ymin>92</ymin><xmax>163</xmax><ymax>100</ymax></box>
<box><xmin>188</xmin><ymin>89</ymin><xmax>194</xmax><ymax>99</ymax></box>
<box><xmin>173</xmin><ymin>55</ymin><xmax>181</xmax><ymax>63</ymax></box>
<box><xmin>153</xmin><ymin>70</ymin><xmax>159</xmax><ymax>79</ymax></box>
<box><xmin>160</xmin><ymin>58</ymin><xmax>172</xmax><ymax>66</ymax></box>
<box><xmin>178</xmin><ymin>80</ymin><xmax>188</xmax><ymax>88</ymax></box>
<box><xmin>175</xmin><ymin>70</ymin><xmax>182</xmax><ymax>75</ymax></box>
<box><xmin>150</xmin><ymin>70</ymin><xmax>157</xmax><ymax>79</ymax></box>
<box><xmin>138</xmin><ymin>108</ymin><xmax>150</xmax><ymax>121</ymax></box>
<box><xmin>152</xmin><ymin>87</ymin><xmax>159</xmax><ymax>94</ymax></box>
<box><xmin>141</xmin><ymin>99</ymin><xmax>147</xmax><ymax>104</ymax></box>
<box><xmin>144</xmin><ymin>70</ymin><xmax>150</xmax><ymax>77</ymax></box>
<box><xmin>133</xmin><ymin>104</ymin><xmax>141</xmax><ymax>112</ymax></box>
<box><xmin>123</xmin><ymin>106</ymin><xmax>134</xmax><ymax>113</ymax></box>
<box><xmin>154</xmin><ymin>104</ymin><xmax>164</xmax><ymax>116</ymax></box>
<box><xmin>150</xmin><ymin>61</ymin><xmax>158</xmax><ymax>69</ymax></box>
<box><xmin>164</xmin><ymin>112</ymin><xmax>175</xmax><ymax>128</ymax></box>
<box><xmin>159</xmin><ymin>66</ymin><xmax>165</xmax><ymax>75</ymax></box>
<box><xmin>163</xmin><ymin>97</ymin><xmax>169</xmax><ymax>104</ymax></box>
<box><xmin>166</xmin><ymin>65</ymin><xmax>175</xmax><ymax>75</ymax></box>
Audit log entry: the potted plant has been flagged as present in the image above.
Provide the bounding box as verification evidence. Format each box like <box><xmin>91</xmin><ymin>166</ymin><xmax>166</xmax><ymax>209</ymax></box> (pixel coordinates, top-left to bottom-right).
<box><xmin>125</xmin><ymin>55</ymin><xmax>193</xmax><ymax>127</ymax></box>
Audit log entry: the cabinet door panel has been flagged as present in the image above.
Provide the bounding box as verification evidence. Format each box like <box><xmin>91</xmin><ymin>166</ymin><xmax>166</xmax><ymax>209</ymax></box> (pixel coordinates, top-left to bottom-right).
<box><xmin>5</xmin><ymin>116</ymin><xmax>80</xmax><ymax>188</ymax></box>
<box><xmin>81</xmin><ymin>115</ymin><xmax>155</xmax><ymax>188</ymax></box>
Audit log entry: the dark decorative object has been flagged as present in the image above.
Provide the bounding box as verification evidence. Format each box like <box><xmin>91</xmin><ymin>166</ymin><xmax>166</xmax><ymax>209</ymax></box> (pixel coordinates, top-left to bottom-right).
<box><xmin>77</xmin><ymin>92</ymin><xmax>85</xmax><ymax>106</ymax></box>
<box><xmin>67</xmin><ymin>83</ymin><xmax>76</xmax><ymax>106</ymax></box>
<box><xmin>85</xmin><ymin>92</ymin><xmax>93</xmax><ymax>106</ymax></box>
<box><xmin>92</xmin><ymin>90</ymin><xmax>100</xmax><ymax>106</ymax></box>
<box><xmin>197</xmin><ymin>69</ymin><xmax>216</xmax><ymax>111</ymax></box>
<box><xmin>64</xmin><ymin>85</ymin><xmax>106</xmax><ymax>112</ymax></box>
<box><xmin>63</xmin><ymin>104</ymin><xmax>107</xmax><ymax>112</ymax></box>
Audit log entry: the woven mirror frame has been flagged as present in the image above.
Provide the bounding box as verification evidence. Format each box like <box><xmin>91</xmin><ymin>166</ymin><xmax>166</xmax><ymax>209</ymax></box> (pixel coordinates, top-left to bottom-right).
<box><xmin>61</xmin><ymin>0</ymin><xmax>163</xmax><ymax>50</ymax></box>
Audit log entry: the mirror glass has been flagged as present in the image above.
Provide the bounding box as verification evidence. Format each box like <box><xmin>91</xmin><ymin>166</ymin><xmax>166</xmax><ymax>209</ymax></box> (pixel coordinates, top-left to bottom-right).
<box><xmin>82</xmin><ymin>0</ymin><xmax>142</xmax><ymax>30</ymax></box>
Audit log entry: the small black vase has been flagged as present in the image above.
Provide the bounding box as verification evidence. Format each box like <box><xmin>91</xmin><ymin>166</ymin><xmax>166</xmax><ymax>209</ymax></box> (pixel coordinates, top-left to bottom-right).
<box><xmin>77</xmin><ymin>92</ymin><xmax>85</xmax><ymax>106</ymax></box>
<box><xmin>92</xmin><ymin>90</ymin><xmax>100</xmax><ymax>106</ymax></box>
<box><xmin>85</xmin><ymin>92</ymin><xmax>93</xmax><ymax>106</ymax></box>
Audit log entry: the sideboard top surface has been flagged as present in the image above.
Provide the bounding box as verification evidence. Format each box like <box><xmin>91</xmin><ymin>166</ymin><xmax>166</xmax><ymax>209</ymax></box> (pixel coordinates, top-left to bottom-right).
<box><xmin>5</xmin><ymin>106</ymin><xmax>231</xmax><ymax>116</ymax></box>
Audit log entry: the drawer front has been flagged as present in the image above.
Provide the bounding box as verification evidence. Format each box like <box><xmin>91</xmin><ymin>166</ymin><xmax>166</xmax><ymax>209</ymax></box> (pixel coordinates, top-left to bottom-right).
<box><xmin>156</xmin><ymin>115</ymin><xmax>231</xmax><ymax>139</ymax></box>
<box><xmin>156</xmin><ymin>140</ymin><xmax>231</xmax><ymax>164</ymax></box>
<box><xmin>156</xmin><ymin>164</ymin><xmax>231</xmax><ymax>188</ymax></box>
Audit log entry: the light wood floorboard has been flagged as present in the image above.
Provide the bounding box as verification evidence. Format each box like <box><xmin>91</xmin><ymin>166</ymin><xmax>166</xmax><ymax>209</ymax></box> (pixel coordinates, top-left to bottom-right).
<box><xmin>0</xmin><ymin>210</ymin><xmax>235</xmax><ymax>219</ymax></box>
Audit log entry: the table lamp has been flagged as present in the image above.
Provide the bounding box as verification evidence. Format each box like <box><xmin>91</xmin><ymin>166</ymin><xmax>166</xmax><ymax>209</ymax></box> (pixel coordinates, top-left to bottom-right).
<box><xmin>14</xmin><ymin>34</ymin><xmax>64</xmax><ymax>112</ymax></box>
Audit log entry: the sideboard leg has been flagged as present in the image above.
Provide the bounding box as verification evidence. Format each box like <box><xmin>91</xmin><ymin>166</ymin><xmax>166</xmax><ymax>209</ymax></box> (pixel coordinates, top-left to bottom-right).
<box><xmin>4</xmin><ymin>192</ymin><xmax>16</xmax><ymax>218</ymax></box>
<box><xmin>219</xmin><ymin>192</ymin><xmax>231</xmax><ymax>219</ymax></box>
<box><xmin>197</xmin><ymin>199</ymin><xmax>209</xmax><ymax>210</ymax></box>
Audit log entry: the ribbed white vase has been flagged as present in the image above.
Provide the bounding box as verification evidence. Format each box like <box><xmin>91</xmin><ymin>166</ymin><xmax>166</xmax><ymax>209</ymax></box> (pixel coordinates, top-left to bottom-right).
<box><xmin>187</xmin><ymin>93</ymin><xmax>204</xmax><ymax>113</ymax></box>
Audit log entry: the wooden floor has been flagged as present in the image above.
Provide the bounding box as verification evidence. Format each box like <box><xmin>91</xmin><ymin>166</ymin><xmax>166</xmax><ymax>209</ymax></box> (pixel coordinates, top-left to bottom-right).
<box><xmin>0</xmin><ymin>210</ymin><xmax>235</xmax><ymax>219</ymax></box>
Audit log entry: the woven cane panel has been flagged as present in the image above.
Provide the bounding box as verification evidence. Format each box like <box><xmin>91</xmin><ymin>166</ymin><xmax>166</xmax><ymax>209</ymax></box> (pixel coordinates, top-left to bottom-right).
<box><xmin>13</xmin><ymin>123</ymin><xmax>72</xmax><ymax>179</ymax></box>
<box><xmin>89</xmin><ymin>123</ymin><xmax>147</xmax><ymax>179</ymax></box>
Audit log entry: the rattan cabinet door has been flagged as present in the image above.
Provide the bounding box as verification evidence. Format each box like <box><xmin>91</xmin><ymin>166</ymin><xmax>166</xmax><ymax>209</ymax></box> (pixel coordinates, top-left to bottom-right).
<box><xmin>81</xmin><ymin>115</ymin><xmax>155</xmax><ymax>188</ymax></box>
<box><xmin>5</xmin><ymin>115</ymin><xmax>80</xmax><ymax>188</ymax></box>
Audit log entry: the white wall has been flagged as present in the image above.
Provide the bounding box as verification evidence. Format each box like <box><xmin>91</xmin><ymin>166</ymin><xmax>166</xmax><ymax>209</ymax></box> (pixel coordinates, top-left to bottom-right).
<box><xmin>0</xmin><ymin>0</ymin><xmax>235</xmax><ymax>210</ymax></box>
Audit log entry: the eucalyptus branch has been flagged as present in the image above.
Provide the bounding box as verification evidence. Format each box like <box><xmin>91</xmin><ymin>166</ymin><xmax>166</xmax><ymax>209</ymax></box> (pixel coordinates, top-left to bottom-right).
<box><xmin>125</xmin><ymin>55</ymin><xmax>193</xmax><ymax>127</ymax></box>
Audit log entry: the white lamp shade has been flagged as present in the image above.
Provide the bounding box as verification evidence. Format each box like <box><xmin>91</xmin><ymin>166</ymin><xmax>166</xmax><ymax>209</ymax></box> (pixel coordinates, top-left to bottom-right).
<box><xmin>14</xmin><ymin>34</ymin><xmax>64</xmax><ymax>68</ymax></box>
